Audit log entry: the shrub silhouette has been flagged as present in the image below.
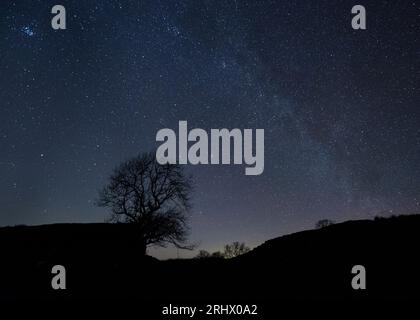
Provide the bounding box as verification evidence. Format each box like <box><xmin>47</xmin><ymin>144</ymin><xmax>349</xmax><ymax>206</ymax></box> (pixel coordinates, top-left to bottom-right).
<box><xmin>315</xmin><ymin>219</ymin><xmax>335</xmax><ymax>229</ymax></box>
<box><xmin>195</xmin><ymin>242</ymin><xmax>251</xmax><ymax>259</ymax></box>
<box><xmin>97</xmin><ymin>152</ymin><xmax>193</xmax><ymax>254</ymax></box>
<box><xmin>211</xmin><ymin>251</ymin><xmax>224</xmax><ymax>258</ymax></box>
<box><xmin>195</xmin><ymin>250</ymin><xmax>211</xmax><ymax>259</ymax></box>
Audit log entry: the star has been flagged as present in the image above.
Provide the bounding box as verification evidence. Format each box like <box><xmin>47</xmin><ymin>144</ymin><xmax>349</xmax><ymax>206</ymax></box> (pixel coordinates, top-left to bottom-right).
<box><xmin>21</xmin><ymin>26</ymin><xmax>35</xmax><ymax>37</ymax></box>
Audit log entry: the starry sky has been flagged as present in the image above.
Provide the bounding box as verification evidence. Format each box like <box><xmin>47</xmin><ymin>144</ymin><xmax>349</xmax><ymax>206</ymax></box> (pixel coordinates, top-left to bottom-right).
<box><xmin>1</xmin><ymin>0</ymin><xmax>419</xmax><ymax>258</ymax></box>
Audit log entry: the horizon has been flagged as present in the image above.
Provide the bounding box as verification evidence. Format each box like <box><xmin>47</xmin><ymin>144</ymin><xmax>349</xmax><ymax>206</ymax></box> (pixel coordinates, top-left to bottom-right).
<box><xmin>1</xmin><ymin>212</ymin><xmax>415</xmax><ymax>260</ymax></box>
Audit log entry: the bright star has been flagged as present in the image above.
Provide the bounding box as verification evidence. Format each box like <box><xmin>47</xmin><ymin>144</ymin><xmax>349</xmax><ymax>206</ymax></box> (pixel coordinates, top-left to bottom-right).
<box><xmin>21</xmin><ymin>26</ymin><xmax>35</xmax><ymax>37</ymax></box>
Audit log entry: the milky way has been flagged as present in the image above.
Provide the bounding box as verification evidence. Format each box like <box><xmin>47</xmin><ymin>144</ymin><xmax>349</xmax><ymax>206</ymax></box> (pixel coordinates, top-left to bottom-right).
<box><xmin>0</xmin><ymin>0</ymin><xmax>419</xmax><ymax>258</ymax></box>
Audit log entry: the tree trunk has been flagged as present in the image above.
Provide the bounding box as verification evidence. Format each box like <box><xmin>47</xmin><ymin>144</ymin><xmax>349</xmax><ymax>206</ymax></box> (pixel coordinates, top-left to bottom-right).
<box><xmin>140</xmin><ymin>238</ymin><xmax>147</xmax><ymax>255</ymax></box>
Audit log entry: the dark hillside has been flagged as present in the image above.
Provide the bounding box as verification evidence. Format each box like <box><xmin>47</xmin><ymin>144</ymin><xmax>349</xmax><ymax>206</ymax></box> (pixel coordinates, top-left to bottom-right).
<box><xmin>1</xmin><ymin>215</ymin><xmax>419</xmax><ymax>301</ymax></box>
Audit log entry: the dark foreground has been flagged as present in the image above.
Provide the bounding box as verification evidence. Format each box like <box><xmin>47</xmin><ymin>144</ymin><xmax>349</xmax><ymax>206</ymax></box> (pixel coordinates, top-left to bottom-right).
<box><xmin>1</xmin><ymin>215</ymin><xmax>419</xmax><ymax>315</ymax></box>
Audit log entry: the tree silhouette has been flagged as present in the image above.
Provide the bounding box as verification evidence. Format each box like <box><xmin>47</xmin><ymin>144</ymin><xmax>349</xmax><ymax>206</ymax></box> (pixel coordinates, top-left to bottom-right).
<box><xmin>315</xmin><ymin>219</ymin><xmax>335</xmax><ymax>229</ymax></box>
<box><xmin>195</xmin><ymin>250</ymin><xmax>211</xmax><ymax>259</ymax></box>
<box><xmin>97</xmin><ymin>152</ymin><xmax>193</xmax><ymax>254</ymax></box>
<box><xmin>223</xmin><ymin>241</ymin><xmax>250</xmax><ymax>258</ymax></box>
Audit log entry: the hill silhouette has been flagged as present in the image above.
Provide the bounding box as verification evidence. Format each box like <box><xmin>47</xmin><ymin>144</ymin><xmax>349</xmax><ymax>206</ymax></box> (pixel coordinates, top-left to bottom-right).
<box><xmin>1</xmin><ymin>215</ymin><xmax>419</xmax><ymax>302</ymax></box>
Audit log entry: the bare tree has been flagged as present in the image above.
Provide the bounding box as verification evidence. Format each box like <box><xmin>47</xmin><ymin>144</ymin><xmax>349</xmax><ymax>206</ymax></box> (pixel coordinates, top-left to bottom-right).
<box><xmin>97</xmin><ymin>152</ymin><xmax>193</xmax><ymax>254</ymax></box>
<box><xmin>223</xmin><ymin>242</ymin><xmax>250</xmax><ymax>258</ymax></box>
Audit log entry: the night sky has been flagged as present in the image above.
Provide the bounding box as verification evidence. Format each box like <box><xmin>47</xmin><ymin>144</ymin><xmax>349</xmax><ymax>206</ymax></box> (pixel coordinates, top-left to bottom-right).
<box><xmin>1</xmin><ymin>0</ymin><xmax>419</xmax><ymax>258</ymax></box>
